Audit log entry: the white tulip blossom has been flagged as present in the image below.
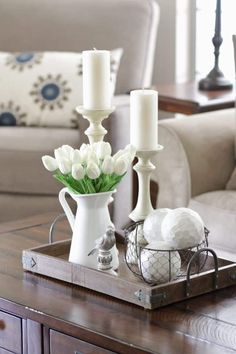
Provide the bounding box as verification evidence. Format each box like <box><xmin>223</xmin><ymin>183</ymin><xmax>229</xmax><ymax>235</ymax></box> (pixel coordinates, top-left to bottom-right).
<box><xmin>124</xmin><ymin>144</ymin><xmax>136</xmax><ymax>162</ymax></box>
<box><xmin>101</xmin><ymin>155</ymin><xmax>114</xmax><ymax>174</ymax></box>
<box><xmin>80</xmin><ymin>144</ymin><xmax>93</xmax><ymax>163</ymax></box>
<box><xmin>58</xmin><ymin>158</ymin><xmax>71</xmax><ymax>174</ymax></box>
<box><xmin>61</xmin><ymin>144</ymin><xmax>74</xmax><ymax>158</ymax></box>
<box><xmin>42</xmin><ymin>155</ymin><xmax>58</xmax><ymax>172</ymax></box>
<box><xmin>54</xmin><ymin>147</ymin><xmax>62</xmax><ymax>161</ymax></box>
<box><xmin>114</xmin><ymin>156</ymin><xmax>129</xmax><ymax>175</ymax></box>
<box><xmin>71</xmin><ymin>149</ymin><xmax>82</xmax><ymax>164</ymax></box>
<box><xmin>113</xmin><ymin>144</ymin><xmax>136</xmax><ymax>165</ymax></box>
<box><xmin>113</xmin><ymin>149</ymin><xmax>124</xmax><ymax>162</ymax></box>
<box><xmin>80</xmin><ymin>143</ymin><xmax>87</xmax><ymax>153</ymax></box>
<box><xmin>72</xmin><ymin>163</ymin><xmax>85</xmax><ymax>180</ymax></box>
<box><xmin>42</xmin><ymin>143</ymin><xmax>136</xmax><ymax>194</ymax></box>
<box><xmin>86</xmin><ymin>161</ymin><xmax>100</xmax><ymax>179</ymax></box>
<box><xmin>54</xmin><ymin>147</ymin><xmax>66</xmax><ymax>164</ymax></box>
<box><xmin>93</xmin><ymin>141</ymin><xmax>112</xmax><ymax>159</ymax></box>
<box><xmin>87</xmin><ymin>150</ymin><xmax>99</xmax><ymax>166</ymax></box>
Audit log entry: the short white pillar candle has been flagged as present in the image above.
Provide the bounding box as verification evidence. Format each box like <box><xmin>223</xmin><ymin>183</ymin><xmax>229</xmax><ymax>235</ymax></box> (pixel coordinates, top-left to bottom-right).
<box><xmin>83</xmin><ymin>49</ymin><xmax>111</xmax><ymax>110</ymax></box>
<box><xmin>130</xmin><ymin>89</ymin><xmax>158</xmax><ymax>150</ymax></box>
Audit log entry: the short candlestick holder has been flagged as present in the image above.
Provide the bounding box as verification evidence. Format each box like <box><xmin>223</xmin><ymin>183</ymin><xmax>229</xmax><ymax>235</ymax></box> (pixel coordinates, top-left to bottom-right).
<box><xmin>129</xmin><ymin>145</ymin><xmax>164</xmax><ymax>222</ymax></box>
<box><xmin>76</xmin><ymin>105</ymin><xmax>115</xmax><ymax>143</ymax></box>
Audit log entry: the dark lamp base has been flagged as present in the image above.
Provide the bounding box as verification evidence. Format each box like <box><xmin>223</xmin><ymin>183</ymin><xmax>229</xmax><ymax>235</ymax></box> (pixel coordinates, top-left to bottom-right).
<box><xmin>199</xmin><ymin>77</ymin><xmax>233</xmax><ymax>91</ymax></box>
<box><xmin>199</xmin><ymin>68</ymin><xmax>233</xmax><ymax>91</ymax></box>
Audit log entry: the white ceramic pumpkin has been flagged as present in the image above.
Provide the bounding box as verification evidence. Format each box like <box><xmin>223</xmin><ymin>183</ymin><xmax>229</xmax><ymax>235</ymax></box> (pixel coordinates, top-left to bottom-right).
<box><xmin>143</xmin><ymin>208</ymin><xmax>171</xmax><ymax>243</ymax></box>
<box><xmin>140</xmin><ymin>240</ymin><xmax>181</xmax><ymax>283</ymax></box>
<box><xmin>126</xmin><ymin>225</ymin><xmax>147</xmax><ymax>264</ymax></box>
<box><xmin>161</xmin><ymin>207</ymin><xmax>205</xmax><ymax>249</ymax></box>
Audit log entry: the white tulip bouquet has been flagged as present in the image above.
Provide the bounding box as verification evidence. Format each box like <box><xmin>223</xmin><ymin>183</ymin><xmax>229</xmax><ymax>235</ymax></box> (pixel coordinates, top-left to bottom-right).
<box><xmin>42</xmin><ymin>142</ymin><xmax>136</xmax><ymax>194</ymax></box>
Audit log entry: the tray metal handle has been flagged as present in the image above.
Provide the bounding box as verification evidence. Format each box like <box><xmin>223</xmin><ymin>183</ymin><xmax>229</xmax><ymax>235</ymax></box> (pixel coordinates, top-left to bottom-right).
<box><xmin>49</xmin><ymin>213</ymin><xmax>67</xmax><ymax>244</ymax></box>
<box><xmin>186</xmin><ymin>247</ymin><xmax>218</xmax><ymax>297</ymax></box>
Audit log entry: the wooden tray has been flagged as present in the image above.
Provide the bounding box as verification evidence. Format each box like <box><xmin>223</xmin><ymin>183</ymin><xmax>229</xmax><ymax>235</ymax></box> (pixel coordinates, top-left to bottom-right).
<box><xmin>22</xmin><ymin>240</ymin><xmax>236</xmax><ymax>310</ymax></box>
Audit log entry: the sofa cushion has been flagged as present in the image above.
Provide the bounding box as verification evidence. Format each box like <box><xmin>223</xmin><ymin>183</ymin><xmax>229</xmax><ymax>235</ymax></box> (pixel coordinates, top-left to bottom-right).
<box><xmin>0</xmin><ymin>49</ymin><xmax>122</xmax><ymax>128</ymax></box>
<box><xmin>0</xmin><ymin>126</ymin><xmax>79</xmax><ymax>195</ymax></box>
<box><xmin>188</xmin><ymin>190</ymin><xmax>236</xmax><ymax>259</ymax></box>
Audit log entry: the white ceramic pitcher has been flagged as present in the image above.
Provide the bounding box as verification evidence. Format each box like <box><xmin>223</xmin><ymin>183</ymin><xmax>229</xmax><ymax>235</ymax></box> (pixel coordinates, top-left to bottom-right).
<box><xmin>59</xmin><ymin>187</ymin><xmax>119</xmax><ymax>270</ymax></box>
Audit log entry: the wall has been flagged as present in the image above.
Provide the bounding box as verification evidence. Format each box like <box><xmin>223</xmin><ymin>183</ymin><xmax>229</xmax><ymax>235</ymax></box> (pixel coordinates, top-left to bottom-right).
<box><xmin>153</xmin><ymin>0</ymin><xmax>196</xmax><ymax>118</ymax></box>
<box><xmin>153</xmin><ymin>0</ymin><xmax>176</xmax><ymax>86</ymax></box>
<box><xmin>153</xmin><ymin>0</ymin><xmax>196</xmax><ymax>85</ymax></box>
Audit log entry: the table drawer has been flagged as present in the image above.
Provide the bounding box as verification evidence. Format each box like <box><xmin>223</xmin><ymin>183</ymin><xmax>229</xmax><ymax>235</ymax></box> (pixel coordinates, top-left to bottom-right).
<box><xmin>50</xmin><ymin>330</ymin><xmax>115</xmax><ymax>354</ymax></box>
<box><xmin>0</xmin><ymin>311</ymin><xmax>22</xmax><ymax>354</ymax></box>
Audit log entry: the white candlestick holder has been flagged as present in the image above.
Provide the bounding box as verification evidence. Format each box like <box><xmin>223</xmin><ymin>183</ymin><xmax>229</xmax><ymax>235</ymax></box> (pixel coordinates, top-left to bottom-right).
<box><xmin>76</xmin><ymin>105</ymin><xmax>115</xmax><ymax>143</ymax></box>
<box><xmin>129</xmin><ymin>145</ymin><xmax>164</xmax><ymax>222</ymax></box>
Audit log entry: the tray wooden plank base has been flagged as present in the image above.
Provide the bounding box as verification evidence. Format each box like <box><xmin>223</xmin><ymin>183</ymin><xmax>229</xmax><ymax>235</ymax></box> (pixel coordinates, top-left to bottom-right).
<box><xmin>22</xmin><ymin>240</ymin><xmax>236</xmax><ymax>309</ymax></box>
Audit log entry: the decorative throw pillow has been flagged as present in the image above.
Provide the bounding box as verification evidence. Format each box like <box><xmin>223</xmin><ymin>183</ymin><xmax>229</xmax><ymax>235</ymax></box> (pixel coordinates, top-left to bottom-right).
<box><xmin>0</xmin><ymin>49</ymin><xmax>123</xmax><ymax>128</ymax></box>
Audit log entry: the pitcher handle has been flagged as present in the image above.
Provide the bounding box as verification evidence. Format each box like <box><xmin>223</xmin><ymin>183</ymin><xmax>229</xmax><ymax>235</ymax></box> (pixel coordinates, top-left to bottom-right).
<box><xmin>58</xmin><ymin>187</ymin><xmax>75</xmax><ymax>231</ymax></box>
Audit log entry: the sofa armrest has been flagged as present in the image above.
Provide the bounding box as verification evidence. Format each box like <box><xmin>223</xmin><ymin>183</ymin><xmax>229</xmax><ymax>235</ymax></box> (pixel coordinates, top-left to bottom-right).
<box><xmin>152</xmin><ymin>108</ymin><xmax>236</xmax><ymax>208</ymax></box>
<box><xmin>151</xmin><ymin>122</ymin><xmax>191</xmax><ymax>208</ymax></box>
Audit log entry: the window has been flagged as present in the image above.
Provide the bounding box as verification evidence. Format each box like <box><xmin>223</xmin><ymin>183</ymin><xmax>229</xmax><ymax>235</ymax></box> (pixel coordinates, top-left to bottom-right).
<box><xmin>196</xmin><ymin>0</ymin><xmax>236</xmax><ymax>81</ymax></box>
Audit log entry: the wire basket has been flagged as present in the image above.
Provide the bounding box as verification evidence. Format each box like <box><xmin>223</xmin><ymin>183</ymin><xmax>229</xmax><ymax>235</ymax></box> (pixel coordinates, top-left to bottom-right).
<box><xmin>124</xmin><ymin>221</ymin><xmax>209</xmax><ymax>285</ymax></box>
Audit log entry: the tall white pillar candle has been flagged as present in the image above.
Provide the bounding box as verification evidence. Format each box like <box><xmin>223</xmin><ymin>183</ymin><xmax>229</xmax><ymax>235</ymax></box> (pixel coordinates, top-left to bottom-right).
<box><xmin>83</xmin><ymin>50</ymin><xmax>111</xmax><ymax>110</ymax></box>
<box><xmin>130</xmin><ymin>89</ymin><xmax>158</xmax><ymax>150</ymax></box>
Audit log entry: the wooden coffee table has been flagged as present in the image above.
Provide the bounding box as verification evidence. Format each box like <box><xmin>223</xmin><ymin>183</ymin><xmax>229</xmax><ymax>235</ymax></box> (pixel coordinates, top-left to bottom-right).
<box><xmin>0</xmin><ymin>212</ymin><xmax>236</xmax><ymax>354</ymax></box>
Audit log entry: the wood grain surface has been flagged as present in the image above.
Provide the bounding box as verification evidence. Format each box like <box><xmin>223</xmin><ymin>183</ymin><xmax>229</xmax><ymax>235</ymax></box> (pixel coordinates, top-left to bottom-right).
<box><xmin>0</xmin><ymin>213</ymin><xmax>236</xmax><ymax>354</ymax></box>
<box><xmin>154</xmin><ymin>81</ymin><xmax>235</xmax><ymax>115</ymax></box>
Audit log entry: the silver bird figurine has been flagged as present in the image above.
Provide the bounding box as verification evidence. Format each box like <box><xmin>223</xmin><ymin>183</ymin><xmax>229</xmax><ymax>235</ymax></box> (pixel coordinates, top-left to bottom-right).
<box><xmin>88</xmin><ymin>226</ymin><xmax>116</xmax><ymax>255</ymax></box>
<box><xmin>88</xmin><ymin>226</ymin><xmax>116</xmax><ymax>270</ymax></box>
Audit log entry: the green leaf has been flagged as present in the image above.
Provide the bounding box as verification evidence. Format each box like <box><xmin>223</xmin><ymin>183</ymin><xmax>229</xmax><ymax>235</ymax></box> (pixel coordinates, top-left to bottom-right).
<box><xmin>53</xmin><ymin>171</ymin><xmax>126</xmax><ymax>194</ymax></box>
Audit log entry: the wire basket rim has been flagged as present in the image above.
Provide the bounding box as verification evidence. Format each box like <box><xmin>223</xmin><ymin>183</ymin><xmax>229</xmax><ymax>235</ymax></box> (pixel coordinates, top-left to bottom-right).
<box><xmin>124</xmin><ymin>221</ymin><xmax>209</xmax><ymax>252</ymax></box>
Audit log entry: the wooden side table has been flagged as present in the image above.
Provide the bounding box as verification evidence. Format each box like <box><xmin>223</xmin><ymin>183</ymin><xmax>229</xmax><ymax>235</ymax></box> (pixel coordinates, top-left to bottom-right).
<box><xmin>154</xmin><ymin>81</ymin><xmax>235</xmax><ymax>115</ymax></box>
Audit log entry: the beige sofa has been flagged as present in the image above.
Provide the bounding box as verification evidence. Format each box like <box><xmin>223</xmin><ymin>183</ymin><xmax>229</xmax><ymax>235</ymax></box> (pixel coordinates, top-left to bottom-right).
<box><xmin>0</xmin><ymin>0</ymin><xmax>160</xmax><ymax>227</ymax></box>
<box><xmin>153</xmin><ymin>108</ymin><xmax>236</xmax><ymax>260</ymax></box>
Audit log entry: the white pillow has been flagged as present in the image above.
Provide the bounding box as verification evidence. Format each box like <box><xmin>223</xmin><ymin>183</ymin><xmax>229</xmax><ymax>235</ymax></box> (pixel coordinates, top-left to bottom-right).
<box><xmin>0</xmin><ymin>49</ymin><xmax>123</xmax><ymax>128</ymax></box>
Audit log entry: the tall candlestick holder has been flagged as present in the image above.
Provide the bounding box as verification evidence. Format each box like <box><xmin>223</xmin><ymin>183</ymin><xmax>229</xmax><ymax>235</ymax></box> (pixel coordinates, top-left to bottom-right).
<box><xmin>129</xmin><ymin>145</ymin><xmax>164</xmax><ymax>222</ymax></box>
<box><xmin>76</xmin><ymin>105</ymin><xmax>115</xmax><ymax>143</ymax></box>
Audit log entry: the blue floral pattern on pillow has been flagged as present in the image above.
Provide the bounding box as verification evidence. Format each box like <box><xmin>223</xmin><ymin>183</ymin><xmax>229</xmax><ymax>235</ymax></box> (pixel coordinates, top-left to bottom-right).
<box><xmin>5</xmin><ymin>52</ymin><xmax>43</xmax><ymax>71</ymax></box>
<box><xmin>0</xmin><ymin>49</ymin><xmax>123</xmax><ymax>128</ymax></box>
<box><xmin>30</xmin><ymin>74</ymin><xmax>71</xmax><ymax>110</ymax></box>
<box><xmin>0</xmin><ymin>101</ymin><xmax>27</xmax><ymax>126</ymax></box>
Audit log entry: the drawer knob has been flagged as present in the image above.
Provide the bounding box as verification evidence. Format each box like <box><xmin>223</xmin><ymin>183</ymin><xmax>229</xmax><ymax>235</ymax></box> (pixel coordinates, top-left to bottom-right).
<box><xmin>0</xmin><ymin>320</ymin><xmax>5</xmax><ymax>330</ymax></box>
